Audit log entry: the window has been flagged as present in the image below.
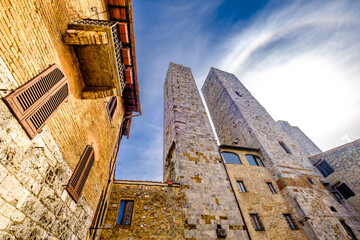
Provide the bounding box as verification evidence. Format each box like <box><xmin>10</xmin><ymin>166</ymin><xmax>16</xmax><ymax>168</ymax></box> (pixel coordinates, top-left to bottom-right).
<box><xmin>279</xmin><ymin>141</ymin><xmax>291</xmax><ymax>154</ymax></box>
<box><xmin>283</xmin><ymin>214</ymin><xmax>298</xmax><ymax>230</ymax></box>
<box><xmin>332</xmin><ymin>191</ymin><xmax>343</xmax><ymax>201</ymax></box>
<box><xmin>3</xmin><ymin>65</ymin><xmax>69</xmax><ymax>139</ymax></box>
<box><xmin>336</xmin><ymin>183</ymin><xmax>355</xmax><ymax>199</ymax></box>
<box><xmin>237</xmin><ymin>181</ymin><xmax>246</xmax><ymax>192</ymax></box>
<box><xmin>117</xmin><ymin>200</ymin><xmax>134</xmax><ymax>225</ymax></box>
<box><xmin>66</xmin><ymin>145</ymin><xmax>95</xmax><ymax>202</ymax></box>
<box><xmin>307</xmin><ymin>178</ymin><xmax>314</xmax><ymax>185</ymax></box>
<box><xmin>235</xmin><ymin>91</ymin><xmax>242</xmax><ymax>97</ymax></box>
<box><xmin>245</xmin><ymin>155</ymin><xmax>264</xmax><ymax>167</ymax></box>
<box><xmin>267</xmin><ymin>182</ymin><xmax>276</xmax><ymax>194</ymax></box>
<box><xmin>250</xmin><ymin>214</ymin><xmax>265</xmax><ymax>231</ymax></box>
<box><xmin>106</xmin><ymin>96</ymin><xmax>118</xmax><ymax>122</ymax></box>
<box><xmin>316</xmin><ymin>161</ymin><xmax>334</xmax><ymax>177</ymax></box>
<box><xmin>340</xmin><ymin>220</ymin><xmax>357</xmax><ymax>240</ymax></box>
<box><xmin>221</xmin><ymin>152</ymin><xmax>242</xmax><ymax>164</ymax></box>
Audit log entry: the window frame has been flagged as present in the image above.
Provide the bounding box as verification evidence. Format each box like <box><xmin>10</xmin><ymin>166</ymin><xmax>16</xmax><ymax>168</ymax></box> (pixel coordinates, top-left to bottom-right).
<box><xmin>250</xmin><ymin>213</ymin><xmax>265</xmax><ymax>231</ymax></box>
<box><xmin>237</xmin><ymin>181</ymin><xmax>247</xmax><ymax>193</ymax></box>
<box><xmin>267</xmin><ymin>182</ymin><xmax>276</xmax><ymax>194</ymax></box>
<box><xmin>221</xmin><ymin>151</ymin><xmax>242</xmax><ymax>165</ymax></box>
<box><xmin>316</xmin><ymin>160</ymin><xmax>334</xmax><ymax>177</ymax></box>
<box><xmin>283</xmin><ymin>214</ymin><xmax>299</xmax><ymax>230</ymax></box>
<box><xmin>245</xmin><ymin>154</ymin><xmax>265</xmax><ymax>167</ymax></box>
<box><xmin>117</xmin><ymin>199</ymin><xmax>135</xmax><ymax>226</ymax></box>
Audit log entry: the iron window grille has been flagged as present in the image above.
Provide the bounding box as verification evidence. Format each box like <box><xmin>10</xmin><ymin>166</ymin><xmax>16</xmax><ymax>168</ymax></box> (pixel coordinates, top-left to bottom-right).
<box><xmin>267</xmin><ymin>182</ymin><xmax>276</xmax><ymax>194</ymax></box>
<box><xmin>283</xmin><ymin>214</ymin><xmax>299</xmax><ymax>230</ymax></box>
<box><xmin>250</xmin><ymin>214</ymin><xmax>265</xmax><ymax>231</ymax></box>
<box><xmin>237</xmin><ymin>181</ymin><xmax>246</xmax><ymax>192</ymax></box>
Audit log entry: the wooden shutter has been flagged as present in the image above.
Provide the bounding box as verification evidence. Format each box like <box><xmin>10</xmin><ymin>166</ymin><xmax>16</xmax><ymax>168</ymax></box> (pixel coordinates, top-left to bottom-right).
<box><xmin>3</xmin><ymin>65</ymin><xmax>69</xmax><ymax>139</ymax></box>
<box><xmin>122</xmin><ymin>48</ymin><xmax>131</xmax><ymax>66</ymax></box>
<box><xmin>118</xmin><ymin>23</ymin><xmax>129</xmax><ymax>43</ymax></box>
<box><xmin>106</xmin><ymin>96</ymin><xmax>118</xmax><ymax>122</ymax></box>
<box><xmin>124</xmin><ymin>68</ymin><xmax>133</xmax><ymax>84</ymax></box>
<box><xmin>66</xmin><ymin>145</ymin><xmax>95</xmax><ymax>202</ymax></box>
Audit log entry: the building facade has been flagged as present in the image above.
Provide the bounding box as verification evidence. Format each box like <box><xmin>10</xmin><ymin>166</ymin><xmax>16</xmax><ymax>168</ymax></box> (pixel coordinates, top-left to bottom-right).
<box><xmin>0</xmin><ymin>0</ymin><xmax>140</xmax><ymax>239</ymax></box>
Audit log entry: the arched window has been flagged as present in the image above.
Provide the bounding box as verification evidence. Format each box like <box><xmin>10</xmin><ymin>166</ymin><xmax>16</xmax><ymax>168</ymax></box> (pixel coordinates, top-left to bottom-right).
<box><xmin>221</xmin><ymin>152</ymin><xmax>242</xmax><ymax>164</ymax></box>
<box><xmin>245</xmin><ymin>155</ymin><xmax>265</xmax><ymax>167</ymax></box>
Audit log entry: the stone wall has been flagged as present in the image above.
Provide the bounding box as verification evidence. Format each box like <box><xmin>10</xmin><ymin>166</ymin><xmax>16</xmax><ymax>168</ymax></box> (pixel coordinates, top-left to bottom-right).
<box><xmin>202</xmin><ymin>68</ymin><xmax>360</xmax><ymax>240</ymax></box>
<box><xmin>163</xmin><ymin>63</ymin><xmax>249</xmax><ymax>239</ymax></box>
<box><xmin>310</xmin><ymin>139</ymin><xmax>360</xmax><ymax>216</ymax></box>
<box><xmin>99</xmin><ymin>180</ymin><xmax>184</xmax><ymax>239</ymax></box>
<box><xmin>277</xmin><ymin>120</ymin><xmax>322</xmax><ymax>157</ymax></box>
<box><xmin>222</xmin><ymin>147</ymin><xmax>308</xmax><ymax>240</ymax></box>
<box><xmin>0</xmin><ymin>0</ymin><xmax>124</xmax><ymax>239</ymax></box>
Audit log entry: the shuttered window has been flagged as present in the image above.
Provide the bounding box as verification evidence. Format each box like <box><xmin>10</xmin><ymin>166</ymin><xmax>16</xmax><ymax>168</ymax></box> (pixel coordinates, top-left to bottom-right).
<box><xmin>122</xmin><ymin>48</ymin><xmax>131</xmax><ymax>66</ymax></box>
<box><xmin>336</xmin><ymin>183</ymin><xmax>355</xmax><ymax>199</ymax></box>
<box><xmin>124</xmin><ymin>68</ymin><xmax>133</xmax><ymax>84</ymax></box>
<box><xmin>106</xmin><ymin>96</ymin><xmax>118</xmax><ymax>122</ymax></box>
<box><xmin>118</xmin><ymin>23</ymin><xmax>129</xmax><ymax>43</ymax></box>
<box><xmin>3</xmin><ymin>65</ymin><xmax>69</xmax><ymax>139</ymax></box>
<box><xmin>66</xmin><ymin>145</ymin><xmax>95</xmax><ymax>202</ymax></box>
<box><xmin>316</xmin><ymin>160</ymin><xmax>334</xmax><ymax>177</ymax></box>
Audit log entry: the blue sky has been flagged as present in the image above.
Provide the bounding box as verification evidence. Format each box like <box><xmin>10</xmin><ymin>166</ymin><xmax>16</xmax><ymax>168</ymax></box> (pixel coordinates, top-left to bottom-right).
<box><xmin>115</xmin><ymin>0</ymin><xmax>360</xmax><ymax>181</ymax></box>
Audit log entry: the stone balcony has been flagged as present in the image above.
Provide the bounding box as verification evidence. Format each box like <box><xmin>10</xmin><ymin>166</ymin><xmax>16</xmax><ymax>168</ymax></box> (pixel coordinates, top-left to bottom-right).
<box><xmin>63</xmin><ymin>19</ymin><xmax>125</xmax><ymax>99</ymax></box>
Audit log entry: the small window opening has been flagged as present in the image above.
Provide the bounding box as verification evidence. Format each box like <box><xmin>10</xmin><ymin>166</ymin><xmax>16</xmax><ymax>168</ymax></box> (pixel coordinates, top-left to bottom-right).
<box><xmin>235</xmin><ymin>91</ymin><xmax>242</xmax><ymax>97</ymax></box>
<box><xmin>279</xmin><ymin>141</ymin><xmax>291</xmax><ymax>154</ymax></box>
<box><xmin>332</xmin><ymin>191</ymin><xmax>343</xmax><ymax>201</ymax></box>
<box><xmin>283</xmin><ymin>214</ymin><xmax>299</xmax><ymax>230</ymax></box>
<box><xmin>117</xmin><ymin>200</ymin><xmax>134</xmax><ymax>225</ymax></box>
<box><xmin>250</xmin><ymin>214</ymin><xmax>265</xmax><ymax>231</ymax></box>
<box><xmin>330</xmin><ymin>206</ymin><xmax>337</xmax><ymax>212</ymax></box>
<box><xmin>336</xmin><ymin>183</ymin><xmax>355</xmax><ymax>199</ymax></box>
<box><xmin>340</xmin><ymin>220</ymin><xmax>357</xmax><ymax>240</ymax></box>
<box><xmin>221</xmin><ymin>152</ymin><xmax>242</xmax><ymax>164</ymax></box>
<box><xmin>316</xmin><ymin>160</ymin><xmax>334</xmax><ymax>177</ymax></box>
<box><xmin>267</xmin><ymin>182</ymin><xmax>276</xmax><ymax>194</ymax></box>
<box><xmin>237</xmin><ymin>181</ymin><xmax>246</xmax><ymax>192</ymax></box>
<box><xmin>245</xmin><ymin>155</ymin><xmax>265</xmax><ymax>167</ymax></box>
<box><xmin>307</xmin><ymin>178</ymin><xmax>314</xmax><ymax>185</ymax></box>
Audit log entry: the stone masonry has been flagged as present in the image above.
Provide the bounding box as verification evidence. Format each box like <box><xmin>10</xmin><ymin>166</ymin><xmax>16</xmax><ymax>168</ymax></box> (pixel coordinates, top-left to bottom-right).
<box><xmin>277</xmin><ymin>120</ymin><xmax>322</xmax><ymax>157</ymax></box>
<box><xmin>202</xmin><ymin>68</ymin><xmax>360</xmax><ymax>240</ymax></box>
<box><xmin>310</xmin><ymin>139</ymin><xmax>360</xmax><ymax>216</ymax></box>
<box><xmin>163</xmin><ymin>63</ymin><xmax>249</xmax><ymax>239</ymax></box>
<box><xmin>99</xmin><ymin>180</ymin><xmax>184</xmax><ymax>239</ymax></box>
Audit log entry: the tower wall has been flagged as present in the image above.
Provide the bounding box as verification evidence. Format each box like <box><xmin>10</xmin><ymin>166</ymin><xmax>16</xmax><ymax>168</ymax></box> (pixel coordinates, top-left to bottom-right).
<box><xmin>202</xmin><ymin>68</ymin><xmax>360</xmax><ymax>240</ymax></box>
<box><xmin>163</xmin><ymin>63</ymin><xmax>248</xmax><ymax>239</ymax></box>
<box><xmin>277</xmin><ymin>120</ymin><xmax>322</xmax><ymax>156</ymax></box>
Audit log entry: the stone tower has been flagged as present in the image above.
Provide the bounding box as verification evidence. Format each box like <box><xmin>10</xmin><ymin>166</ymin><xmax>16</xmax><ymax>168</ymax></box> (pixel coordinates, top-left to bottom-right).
<box><xmin>202</xmin><ymin>68</ymin><xmax>360</xmax><ymax>240</ymax></box>
<box><xmin>163</xmin><ymin>63</ymin><xmax>249</xmax><ymax>239</ymax></box>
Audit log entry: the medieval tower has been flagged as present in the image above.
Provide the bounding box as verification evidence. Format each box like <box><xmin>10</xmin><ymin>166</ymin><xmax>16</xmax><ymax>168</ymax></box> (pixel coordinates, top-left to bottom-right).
<box><xmin>163</xmin><ymin>63</ymin><xmax>249</xmax><ymax>239</ymax></box>
<box><xmin>202</xmin><ymin>67</ymin><xmax>360</xmax><ymax>239</ymax></box>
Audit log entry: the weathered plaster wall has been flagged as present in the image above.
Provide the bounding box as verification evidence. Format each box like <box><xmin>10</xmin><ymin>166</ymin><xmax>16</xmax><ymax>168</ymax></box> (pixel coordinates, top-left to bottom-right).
<box><xmin>202</xmin><ymin>68</ymin><xmax>360</xmax><ymax>240</ymax></box>
<box><xmin>99</xmin><ymin>181</ymin><xmax>184</xmax><ymax>239</ymax></box>
<box><xmin>163</xmin><ymin>63</ymin><xmax>249</xmax><ymax>239</ymax></box>
<box><xmin>0</xmin><ymin>0</ymin><xmax>124</xmax><ymax>239</ymax></box>
<box><xmin>310</xmin><ymin>139</ymin><xmax>360</xmax><ymax>216</ymax></box>
<box><xmin>277</xmin><ymin>120</ymin><xmax>322</xmax><ymax>157</ymax></box>
<box><xmin>222</xmin><ymin>148</ymin><xmax>308</xmax><ymax>240</ymax></box>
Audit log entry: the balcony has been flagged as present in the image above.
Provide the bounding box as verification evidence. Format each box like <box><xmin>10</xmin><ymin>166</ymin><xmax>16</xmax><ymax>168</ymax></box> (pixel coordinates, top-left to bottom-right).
<box><xmin>63</xmin><ymin>19</ymin><xmax>125</xmax><ymax>99</ymax></box>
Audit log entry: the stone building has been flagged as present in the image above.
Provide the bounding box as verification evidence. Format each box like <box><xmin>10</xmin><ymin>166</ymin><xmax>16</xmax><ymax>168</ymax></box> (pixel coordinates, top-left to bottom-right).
<box><xmin>0</xmin><ymin>0</ymin><xmax>140</xmax><ymax>239</ymax></box>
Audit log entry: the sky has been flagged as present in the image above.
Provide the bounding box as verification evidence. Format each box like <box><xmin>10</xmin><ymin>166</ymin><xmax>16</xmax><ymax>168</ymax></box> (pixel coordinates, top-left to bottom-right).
<box><xmin>115</xmin><ymin>0</ymin><xmax>360</xmax><ymax>181</ymax></box>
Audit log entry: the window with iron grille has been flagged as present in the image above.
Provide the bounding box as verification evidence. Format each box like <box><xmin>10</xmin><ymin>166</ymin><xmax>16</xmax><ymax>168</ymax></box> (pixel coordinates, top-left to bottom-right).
<box><xmin>245</xmin><ymin>155</ymin><xmax>265</xmax><ymax>167</ymax></box>
<box><xmin>316</xmin><ymin>160</ymin><xmax>334</xmax><ymax>177</ymax></box>
<box><xmin>117</xmin><ymin>200</ymin><xmax>134</xmax><ymax>225</ymax></box>
<box><xmin>221</xmin><ymin>152</ymin><xmax>242</xmax><ymax>164</ymax></box>
<box><xmin>106</xmin><ymin>96</ymin><xmax>118</xmax><ymax>122</ymax></box>
<box><xmin>237</xmin><ymin>181</ymin><xmax>246</xmax><ymax>192</ymax></box>
<box><xmin>336</xmin><ymin>183</ymin><xmax>355</xmax><ymax>199</ymax></box>
<box><xmin>250</xmin><ymin>214</ymin><xmax>265</xmax><ymax>231</ymax></box>
<box><xmin>3</xmin><ymin>65</ymin><xmax>69</xmax><ymax>139</ymax></box>
<box><xmin>267</xmin><ymin>182</ymin><xmax>276</xmax><ymax>194</ymax></box>
<box><xmin>283</xmin><ymin>214</ymin><xmax>298</xmax><ymax>230</ymax></box>
<box><xmin>66</xmin><ymin>145</ymin><xmax>95</xmax><ymax>202</ymax></box>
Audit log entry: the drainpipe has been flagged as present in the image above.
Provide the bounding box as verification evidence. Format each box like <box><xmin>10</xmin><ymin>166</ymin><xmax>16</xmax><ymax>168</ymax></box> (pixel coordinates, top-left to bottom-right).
<box><xmin>219</xmin><ymin>150</ymin><xmax>252</xmax><ymax>240</ymax></box>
